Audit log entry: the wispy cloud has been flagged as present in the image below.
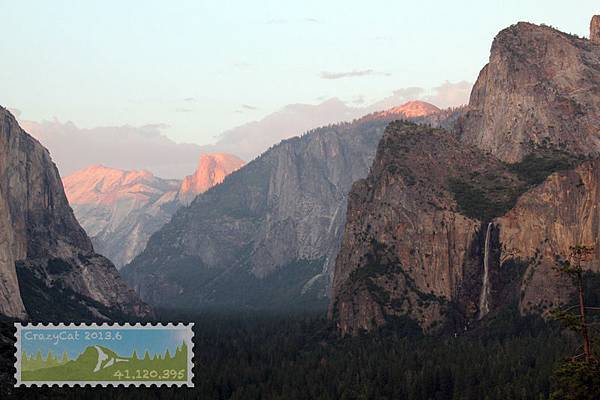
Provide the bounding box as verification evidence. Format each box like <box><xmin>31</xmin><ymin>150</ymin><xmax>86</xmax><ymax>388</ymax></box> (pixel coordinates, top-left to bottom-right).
<box><xmin>424</xmin><ymin>80</ymin><xmax>472</xmax><ymax>108</ymax></box>
<box><xmin>392</xmin><ymin>87</ymin><xmax>426</xmax><ymax>100</ymax></box>
<box><xmin>367</xmin><ymin>81</ymin><xmax>471</xmax><ymax>112</ymax></box>
<box><xmin>21</xmin><ymin>120</ymin><xmax>199</xmax><ymax>178</ymax></box>
<box><xmin>233</xmin><ymin>62</ymin><xmax>251</xmax><ymax>69</ymax></box>
<box><xmin>183</xmin><ymin>97</ymin><xmax>196</xmax><ymax>102</ymax></box>
<box><xmin>140</xmin><ymin>123</ymin><xmax>170</xmax><ymax>132</ymax></box>
<box><xmin>351</xmin><ymin>95</ymin><xmax>366</xmax><ymax>105</ymax></box>
<box><xmin>235</xmin><ymin>104</ymin><xmax>259</xmax><ymax>114</ymax></box>
<box><xmin>265</xmin><ymin>18</ymin><xmax>288</xmax><ymax>24</ymax></box>
<box><xmin>319</xmin><ymin>69</ymin><xmax>391</xmax><ymax>80</ymax></box>
<box><xmin>175</xmin><ymin>107</ymin><xmax>193</xmax><ymax>113</ymax></box>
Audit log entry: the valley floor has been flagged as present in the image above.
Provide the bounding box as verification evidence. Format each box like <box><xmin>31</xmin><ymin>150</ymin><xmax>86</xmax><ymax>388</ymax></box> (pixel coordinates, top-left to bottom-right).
<box><xmin>0</xmin><ymin>310</ymin><xmax>571</xmax><ymax>400</ymax></box>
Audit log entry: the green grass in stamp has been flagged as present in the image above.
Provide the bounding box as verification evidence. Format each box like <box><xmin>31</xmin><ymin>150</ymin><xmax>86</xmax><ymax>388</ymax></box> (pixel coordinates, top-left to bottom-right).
<box><xmin>21</xmin><ymin>342</ymin><xmax>188</xmax><ymax>381</ymax></box>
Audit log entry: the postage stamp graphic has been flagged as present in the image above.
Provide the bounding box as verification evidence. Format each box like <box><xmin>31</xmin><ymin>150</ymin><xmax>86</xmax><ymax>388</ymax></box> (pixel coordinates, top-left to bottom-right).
<box><xmin>14</xmin><ymin>323</ymin><xmax>194</xmax><ymax>386</ymax></box>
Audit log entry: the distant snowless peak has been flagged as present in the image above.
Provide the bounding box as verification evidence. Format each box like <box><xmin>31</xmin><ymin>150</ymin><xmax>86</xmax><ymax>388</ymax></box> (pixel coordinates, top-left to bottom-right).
<box><xmin>377</xmin><ymin>101</ymin><xmax>441</xmax><ymax>118</ymax></box>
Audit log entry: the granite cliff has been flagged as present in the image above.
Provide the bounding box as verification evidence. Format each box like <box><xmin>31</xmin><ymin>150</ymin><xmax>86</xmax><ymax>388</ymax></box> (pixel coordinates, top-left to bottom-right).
<box><xmin>0</xmin><ymin>107</ymin><xmax>150</xmax><ymax>321</ymax></box>
<box><xmin>458</xmin><ymin>19</ymin><xmax>600</xmax><ymax>162</ymax></box>
<box><xmin>330</xmin><ymin>122</ymin><xmax>531</xmax><ymax>334</ymax></box>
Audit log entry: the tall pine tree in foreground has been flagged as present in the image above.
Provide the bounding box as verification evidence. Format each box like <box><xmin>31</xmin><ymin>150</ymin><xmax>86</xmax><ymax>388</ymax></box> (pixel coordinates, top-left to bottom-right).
<box><xmin>551</xmin><ymin>245</ymin><xmax>600</xmax><ymax>400</ymax></box>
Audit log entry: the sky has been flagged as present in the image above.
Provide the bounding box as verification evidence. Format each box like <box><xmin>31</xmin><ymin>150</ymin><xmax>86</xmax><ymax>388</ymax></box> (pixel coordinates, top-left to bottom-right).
<box><xmin>1</xmin><ymin>1</ymin><xmax>598</xmax><ymax>145</ymax></box>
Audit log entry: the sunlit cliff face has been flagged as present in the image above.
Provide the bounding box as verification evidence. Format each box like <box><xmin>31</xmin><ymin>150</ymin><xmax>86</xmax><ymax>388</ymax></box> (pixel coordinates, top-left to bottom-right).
<box><xmin>63</xmin><ymin>165</ymin><xmax>177</xmax><ymax>206</ymax></box>
<box><xmin>179</xmin><ymin>153</ymin><xmax>245</xmax><ymax>196</ymax></box>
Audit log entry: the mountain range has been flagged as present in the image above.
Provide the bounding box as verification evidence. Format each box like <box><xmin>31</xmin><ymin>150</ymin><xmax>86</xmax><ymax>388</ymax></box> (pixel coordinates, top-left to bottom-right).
<box><xmin>19</xmin><ymin>82</ymin><xmax>470</xmax><ymax>179</ymax></box>
<box><xmin>121</xmin><ymin>101</ymin><xmax>462</xmax><ymax>310</ymax></box>
<box><xmin>122</xmin><ymin>17</ymin><xmax>600</xmax><ymax>332</ymax></box>
<box><xmin>63</xmin><ymin>154</ymin><xmax>244</xmax><ymax>267</ymax></box>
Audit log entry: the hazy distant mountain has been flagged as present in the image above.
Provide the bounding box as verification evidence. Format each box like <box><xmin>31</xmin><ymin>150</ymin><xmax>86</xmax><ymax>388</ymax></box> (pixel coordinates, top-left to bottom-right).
<box><xmin>203</xmin><ymin>98</ymin><xmax>362</xmax><ymax>161</ymax></box>
<box><xmin>375</xmin><ymin>101</ymin><xmax>440</xmax><ymax>118</ymax></box>
<box><xmin>63</xmin><ymin>154</ymin><xmax>244</xmax><ymax>268</ymax></box>
<box><xmin>204</xmin><ymin>100</ymin><xmax>444</xmax><ymax>161</ymax></box>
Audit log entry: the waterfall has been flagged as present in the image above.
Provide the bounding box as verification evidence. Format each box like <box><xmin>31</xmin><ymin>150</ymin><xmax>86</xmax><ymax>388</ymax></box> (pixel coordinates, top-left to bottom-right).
<box><xmin>478</xmin><ymin>222</ymin><xmax>492</xmax><ymax>319</ymax></box>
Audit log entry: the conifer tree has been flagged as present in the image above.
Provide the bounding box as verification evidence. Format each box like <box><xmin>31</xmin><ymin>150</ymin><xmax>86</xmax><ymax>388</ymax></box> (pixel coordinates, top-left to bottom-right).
<box><xmin>61</xmin><ymin>351</ymin><xmax>69</xmax><ymax>364</ymax></box>
<box><xmin>551</xmin><ymin>244</ymin><xmax>600</xmax><ymax>400</ymax></box>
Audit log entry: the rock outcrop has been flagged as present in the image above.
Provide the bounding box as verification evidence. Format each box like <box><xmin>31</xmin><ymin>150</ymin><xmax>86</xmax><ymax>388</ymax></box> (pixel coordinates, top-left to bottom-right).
<box><xmin>63</xmin><ymin>153</ymin><xmax>244</xmax><ymax>268</ymax></box>
<box><xmin>0</xmin><ymin>107</ymin><xmax>150</xmax><ymax>320</ymax></box>
<box><xmin>177</xmin><ymin>153</ymin><xmax>244</xmax><ymax>205</ymax></box>
<box><xmin>458</xmin><ymin>19</ymin><xmax>600</xmax><ymax>162</ymax></box>
<box><xmin>122</xmin><ymin>104</ymin><xmax>457</xmax><ymax>310</ymax></box>
<box><xmin>591</xmin><ymin>15</ymin><xmax>600</xmax><ymax>44</ymax></box>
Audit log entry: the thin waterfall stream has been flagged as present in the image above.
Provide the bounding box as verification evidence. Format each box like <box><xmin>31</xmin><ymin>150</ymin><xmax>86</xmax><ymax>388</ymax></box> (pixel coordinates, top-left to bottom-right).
<box><xmin>478</xmin><ymin>222</ymin><xmax>492</xmax><ymax>319</ymax></box>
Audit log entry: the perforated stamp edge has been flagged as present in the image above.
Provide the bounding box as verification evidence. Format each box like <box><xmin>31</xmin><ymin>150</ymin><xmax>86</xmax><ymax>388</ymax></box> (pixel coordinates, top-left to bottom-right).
<box><xmin>14</xmin><ymin>322</ymin><xmax>194</xmax><ymax>387</ymax></box>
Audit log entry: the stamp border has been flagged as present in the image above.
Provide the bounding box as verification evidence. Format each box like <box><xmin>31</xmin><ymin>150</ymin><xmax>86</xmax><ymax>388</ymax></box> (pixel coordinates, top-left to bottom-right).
<box><xmin>14</xmin><ymin>322</ymin><xmax>194</xmax><ymax>387</ymax></box>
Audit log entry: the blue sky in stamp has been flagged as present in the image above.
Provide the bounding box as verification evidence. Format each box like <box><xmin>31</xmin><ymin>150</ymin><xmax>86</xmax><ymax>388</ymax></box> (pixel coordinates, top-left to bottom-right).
<box><xmin>21</xmin><ymin>328</ymin><xmax>189</xmax><ymax>359</ymax></box>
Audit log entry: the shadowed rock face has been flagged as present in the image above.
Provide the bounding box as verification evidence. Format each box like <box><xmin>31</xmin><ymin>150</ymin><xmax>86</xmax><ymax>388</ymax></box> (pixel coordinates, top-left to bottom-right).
<box><xmin>495</xmin><ymin>160</ymin><xmax>600</xmax><ymax>315</ymax></box>
<box><xmin>0</xmin><ymin>107</ymin><xmax>150</xmax><ymax>321</ymax></box>
<box><xmin>329</xmin><ymin>122</ymin><xmax>528</xmax><ymax>335</ymax></box>
<box><xmin>458</xmin><ymin>20</ymin><xmax>600</xmax><ymax>163</ymax></box>
<box><xmin>330</xmin><ymin>129</ymin><xmax>600</xmax><ymax>336</ymax></box>
<box><xmin>122</xmin><ymin>106</ymin><xmax>462</xmax><ymax>311</ymax></box>
<box><xmin>63</xmin><ymin>154</ymin><xmax>244</xmax><ymax>268</ymax></box>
